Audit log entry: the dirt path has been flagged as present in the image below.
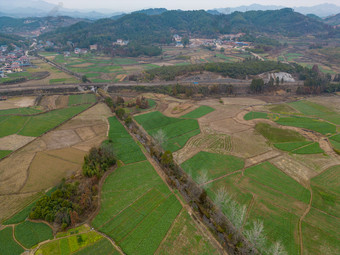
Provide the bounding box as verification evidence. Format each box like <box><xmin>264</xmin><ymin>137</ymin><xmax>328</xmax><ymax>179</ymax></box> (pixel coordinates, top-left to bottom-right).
<box><xmin>298</xmin><ymin>185</ymin><xmax>313</xmax><ymax>255</ymax></box>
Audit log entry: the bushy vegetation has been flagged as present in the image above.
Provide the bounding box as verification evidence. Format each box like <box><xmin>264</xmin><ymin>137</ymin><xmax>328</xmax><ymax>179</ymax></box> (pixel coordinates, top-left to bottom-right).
<box><xmin>144</xmin><ymin>59</ymin><xmax>295</xmax><ymax>81</ymax></box>
<box><xmin>29</xmin><ymin>177</ymin><xmax>98</xmax><ymax>229</ymax></box>
<box><xmin>39</xmin><ymin>8</ymin><xmax>334</xmax><ymax>50</ymax></box>
<box><xmin>82</xmin><ymin>144</ymin><xmax>116</xmax><ymax>177</ymax></box>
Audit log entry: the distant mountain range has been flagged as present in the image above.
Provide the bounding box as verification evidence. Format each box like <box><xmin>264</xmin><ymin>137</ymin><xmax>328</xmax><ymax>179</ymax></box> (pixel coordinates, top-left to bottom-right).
<box><xmin>0</xmin><ymin>0</ymin><xmax>123</xmax><ymax>19</ymax></box>
<box><xmin>213</xmin><ymin>3</ymin><xmax>340</xmax><ymax>18</ymax></box>
<box><xmin>0</xmin><ymin>1</ymin><xmax>340</xmax><ymax>19</ymax></box>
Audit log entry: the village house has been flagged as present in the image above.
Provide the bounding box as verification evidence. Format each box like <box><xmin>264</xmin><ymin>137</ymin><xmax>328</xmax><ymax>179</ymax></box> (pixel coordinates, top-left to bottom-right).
<box><xmin>0</xmin><ymin>45</ymin><xmax>8</xmax><ymax>52</ymax></box>
<box><xmin>90</xmin><ymin>44</ymin><xmax>98</xmax><ymax>51</ymax></box>
<box><xmin>113</xmin><ymin>39</ymin><xmax>129</xmax><ymax>46</ymax></box>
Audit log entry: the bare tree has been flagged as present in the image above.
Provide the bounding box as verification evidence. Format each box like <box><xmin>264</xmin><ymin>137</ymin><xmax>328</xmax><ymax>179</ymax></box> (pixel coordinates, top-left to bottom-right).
<box><xmin>197</xmin><ymin>170</ymin><xmax>210</xmax><ymax>188</ymax></box>
<box><xmin>153</xmin><ymin>129</ymin><xmax>167</xmax><ymax>148</ymax></box>
<box><xmin>229</xmin><ymin>201</ymin><xmax>246</xmax><ymax>229</ymax></box>
<box><xmin>244</xmin><ymin>220</ymin><xmax>266</xmax><ymax>251</ymax></box>
<box><xmin>214</xmin><ymin>187</ymin><xmax>230</xmax><ymax>208</ymax></box>
<box><xmin>268</xmin><ymin>241</ymin><xmax>287</xmax><ymax>255</ymax></box>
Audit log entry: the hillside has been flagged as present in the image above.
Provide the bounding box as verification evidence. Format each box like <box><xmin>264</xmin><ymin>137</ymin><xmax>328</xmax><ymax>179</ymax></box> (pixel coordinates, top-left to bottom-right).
<box><xmin>39</xmin><ymin>8</ymin><xmax>336</xmax><ymax>48</ymax></box>
<box><xmin>324</xmin><ymin>13</ymin><xmax>340</xmax><ymax>26</ymax></box>
<box><xmin>0</xmin><ymin>16</ymin><xmax>86</xmax><ymax>36</ymax></box>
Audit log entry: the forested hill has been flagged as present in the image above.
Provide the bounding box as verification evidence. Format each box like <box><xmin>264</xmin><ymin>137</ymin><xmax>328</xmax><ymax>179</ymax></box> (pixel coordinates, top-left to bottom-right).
<box><xmin>39</xmin><ymin>8</ymin><xmax>337</xmax><ymax>47</ymax></box>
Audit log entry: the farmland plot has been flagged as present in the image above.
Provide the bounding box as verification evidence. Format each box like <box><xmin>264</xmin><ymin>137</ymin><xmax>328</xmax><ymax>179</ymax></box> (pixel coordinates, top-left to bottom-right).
<box><xmin>14</xmin><ymin>221</ymin><xmax>53</xmax><ymax>248</ymax></box>
<box><xmin>92</xmin><ymin>161</ymin><xmax>182</xmax><ymax>255</ymax></box>
<box><xmin>134</xmin><ymin>111</ymin><xmax>200</xmax><ymax>152</ymax></box>
<box><xmin>0</xmin><ymin>227</ymin><xmax>24</xmax><ymax>255</ymax></box>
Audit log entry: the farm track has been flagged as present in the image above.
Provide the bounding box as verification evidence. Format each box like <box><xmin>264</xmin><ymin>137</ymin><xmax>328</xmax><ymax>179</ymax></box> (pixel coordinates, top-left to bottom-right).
<box><xmin>298</xmin><ymin>185</ymin><xmax>312</xmax><ymax>255</ymax></box>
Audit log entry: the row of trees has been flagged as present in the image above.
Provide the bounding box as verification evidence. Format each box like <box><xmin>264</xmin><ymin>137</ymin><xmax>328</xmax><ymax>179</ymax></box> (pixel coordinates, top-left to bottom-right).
<box><xmin>144</xmin><ymin>59</ymin><xmax>295</xmax><ymax>81</ymax></box>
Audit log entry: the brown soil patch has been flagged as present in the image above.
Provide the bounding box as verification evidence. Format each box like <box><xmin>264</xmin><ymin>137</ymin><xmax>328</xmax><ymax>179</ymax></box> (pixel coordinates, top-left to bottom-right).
<box><xmin>210</xmin><ymin>118</ymin><xmax>250</xmax><ymax>134</ymax></box>
<box><xmin>39</xmin><ymin>95</ymin><xmax>58</xmax><ymax>110</ymax></box>
<box><xmin>245</xmin><ymin>150</ymin><xmax>281</xmax><ymax>168</ymax></box>
<box><xmin>45</xmin><ymin>147</ymin><xmax>86</xmax><ymax>165</ymax></box>
<box><xmin>0</xmin><ymin>97</ymin><xmax>36</xmax><ymax>110</ymax></box>
<box><xmin>270</xmin><ymin>156</ymin><xmax>316</xmax><ymax>187</ymax></box>
<box><xmin>291</xmin><ymin>153</ymin><xmax>340</xmax><ymax>174</ymax></box>
<box><xmin>21</xmin><ymin>152</ymin><xmax>80</xmax><ymax>193</ymax></box>
<box><xmin>76</xmin><ymin>126</ymin><xmax>97</xmax><ymax>141</ymax></box>
<box><xmin>221</xmin><ymin>97</ymin><xmax>266</xmax><ymax>106</ymax></box>
<box><xmin>171</xmin><ymin>103</ymin><xmax>195</xmax><ymax>114</ymax></box>
<box><xmin>0</xmin><ymin>152</ymin><xmax>35</xmax><ymax>194</ymax></box>
<box><xmin>55</xmin><ymin>95</ymin><xmax>69</xmax><ymax>109</ymax></box>
<box><xmin>231</xmin><ymin>129</ymin><xmax>270</xmax><ymax>158</ymax></box>
<box><xmin>0</xmin><ymin>135</ymin><xmax>35</xmax><ymax>150</ymax></box>
<box><xmin>42</xmin><ymin>130</ymin><xmax>82</xmax><ymax>150</ymax></box>
<box><xmin>92</xmin><ymin>124</ymin><xmax>108</xmax><ymax>136</ymax></box>
<box><xmin>199</xmin><ymin>105</ymin><xmax>244</xmax><ymax>124</ymax></box>
<box><xmin>0</xmin><ymin>192</ymin><xmax>40</xmax><ymax>221</ymax></box>
<box><xmin>307</xmin><ymin>95</ymin><xmax>340</xmax><ymax>112</ymax></box>
<box><xmin>72</xmin><ymin>135</ymin><xmax>107</xmax><ymax>152</ymax></box>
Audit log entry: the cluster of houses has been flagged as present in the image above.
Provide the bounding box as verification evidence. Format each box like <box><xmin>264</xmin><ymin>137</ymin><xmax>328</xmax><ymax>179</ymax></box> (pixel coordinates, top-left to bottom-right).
<box><xmin>173</xmin><ymin>33</ymin><xmax>251</xmax><ymax>50</ymax></box>
<box><xmin>0</xmin><ymin>45</ymin><xmax>30</xmax><ymax>78</ymax></box>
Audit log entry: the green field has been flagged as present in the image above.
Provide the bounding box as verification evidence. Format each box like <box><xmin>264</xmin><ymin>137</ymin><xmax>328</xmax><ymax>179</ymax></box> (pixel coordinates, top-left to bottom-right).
<box><xmin>15</xmin><ymin>221</ymin><xmax>53</xmax><ymax>248</ymax></box>
<box><xmin>0</xmin><ymin>227</ymin><xmax>25</xmax><ymax>255</ymax></box>
<box><xmin>274</xmin><ymin>141</ymin><xmax>312</xmax><ymax>152</ymax></box>
<box><xmin>0</xmin><ymin>107</ymin><xmax>42</xmax><ymax>116</ymax></box>
<box><xmin>268</xmin><ymin>103</ymin><xmax>299</xmax><ymax>114</ymax></box>
<box><xmin>288</xmin><ymin>100</ymin><xmax>340</xmax><ymax>125</ymax></box>
<box><xmin>19</xmin><ymin>104</ymin><xmax>92</xmax><ymax>137</ymax></box>
<box><xmin>180</xmin><ymin>105</ymin><xmax>215</xmax><ymax>119</ymax></box>
<box><xmin>134</xmin><ymin>111</ymin><xmax>200</xmax><ymax>152</ymax></box>
<box><xmin>106</xmin><ymin>117</ymin><xmax>146</xmax><ymax>164</ymax></box>
<box><xmin>155</xmin><ymin>210</ymin><xmax>218</xmax><ymax>255</ymax></box>
<box><xmin>0</xmin><ymin>104</ymin><xmax>92</xmax><ymax>138</ymax></box>
<box><xmin>181</xmin><ymin>151</ymin><xmax>244</xmax><ymax>183</ymax></box>
<box><xmin>73</xmin><ymin>238</ymin><xmax>120</xmax><ymax>255</ymax></box>
<box><xmin>243</xmin><ymin>111</ymin><xmax>269</xmax><ymax>120</ymax></box>
<box><xmin>68</xmin><ymin>94</ymin><xmax>97</xmax><ymax>106</ymax></box>
<box><xmin>92</xmin><ymin>161</ymin><xmax>182</xmax><ymax>255</ymax></box>
<box><xmin>0</xmin><ymin>150</ymin><xmax>12</xmax><ymax>159</ymax></box>
<box><xmin>276</xmin><ymin>116</ymin><xmax>336</xmax><ymax>135</ymax></box>
<box><xmin>292</xmin><ymin>142</ymin><xmax>324</xmax><ymax>154</ymax></box>
<box><xmin>244</xmin><ymin>162</ymin><xmax>310</xmax><ymax>204</ymax></box>
<box><xmin>245</xmin><ymin>199</ymin><xmax>300</xmax><ymax>255</ymax></box>
<box><xmin>311</xmin><ymin>165</ymin><xmax>340</xmax><ymax>218</ymax></box>
<box><xmin>35</xmin><ymin>227</ymin><xmax>111</xmax><ymax>255</ymax></box>
<box><xmin>255</xmin><ymin>123</ymin><xmax>306</xmax><ymax>143</ymax></box>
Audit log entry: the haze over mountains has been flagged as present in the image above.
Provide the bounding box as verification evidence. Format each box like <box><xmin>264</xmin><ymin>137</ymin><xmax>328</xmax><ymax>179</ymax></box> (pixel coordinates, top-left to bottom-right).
<box><xmin>1</xmin><ymin>0</ymin><xmax>340</xmax><ymax>19</ymax></box>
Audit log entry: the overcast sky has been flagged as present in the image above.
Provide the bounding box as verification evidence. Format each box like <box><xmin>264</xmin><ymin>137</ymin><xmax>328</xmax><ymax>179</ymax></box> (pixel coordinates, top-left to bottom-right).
<box><xmin>44</xmin><ymin>1</ymin><xmax>340</xmax><ymax>12</ymax></box>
